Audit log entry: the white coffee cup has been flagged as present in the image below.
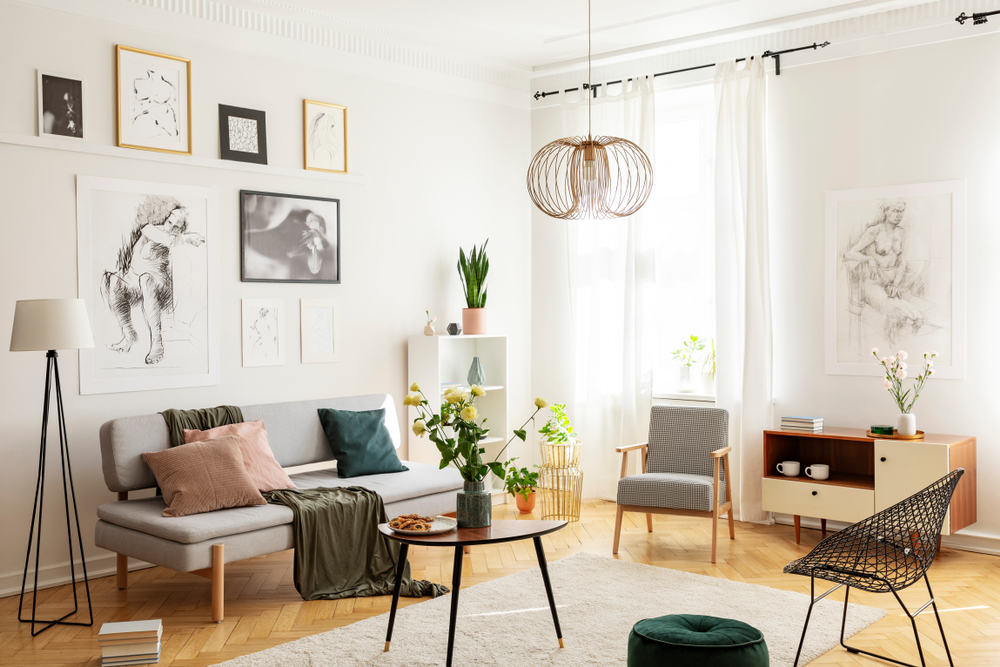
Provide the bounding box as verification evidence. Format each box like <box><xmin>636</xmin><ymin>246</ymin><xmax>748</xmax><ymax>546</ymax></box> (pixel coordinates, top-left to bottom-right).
<box><xmin>776</xmin><ymin>461</ymin><xmax>800</xmax><ymax>477</ymax></box>
<box><xmin>806</xmin><ymin>464</ymin><xmax>830</xmax><ymax>481</ymax></box>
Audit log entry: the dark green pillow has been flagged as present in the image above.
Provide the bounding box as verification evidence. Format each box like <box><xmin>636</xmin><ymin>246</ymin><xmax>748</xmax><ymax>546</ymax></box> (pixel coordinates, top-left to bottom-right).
<box><xmin>317</xmin><ymin>408</ymin><xmax>408</xmax><ymax>478</ymax></box>
<box><xmin>627</xmin><ymin>615</ymin><xmax>768</xmax><ymax>667</ymax></box>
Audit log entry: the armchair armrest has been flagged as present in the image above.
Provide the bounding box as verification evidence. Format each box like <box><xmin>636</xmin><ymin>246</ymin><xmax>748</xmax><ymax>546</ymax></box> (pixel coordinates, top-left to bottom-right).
<box><xmin>616</xmin><ymin>442</ymin><xmax>648</xmax><ymax>453</ymax></box>
<box><xmin>710</xmin><ymin>446</ymin><xmax>732</xmax><ymax>459</ymax></box>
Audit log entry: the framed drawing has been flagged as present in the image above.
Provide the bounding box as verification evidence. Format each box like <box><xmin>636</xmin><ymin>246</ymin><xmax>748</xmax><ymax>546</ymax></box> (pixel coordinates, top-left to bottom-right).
<box><xmin>37</xmin><ymin>70</ymin><xmax>84</xmax><ymax>139</ymax></box>
<box><xmin>303</xmin><ymin>99</ymin><xmax>347</xmax><ymax>173</ymax></box>
<box><xmin>219</xmin><ymin>104</ymin><xmax>267</xmax><ymax>164</ymax></box>
<box><xmin>76</xmin><ymin>176</ymin><xmax>218</xmax><ymax>394</ymax></box>
<box><xmin>300</xmin><ymin>299</ymin><xmax>338</xmax><ymax>364</ymax></box>
<box><xmin>116</xmin><ymin>45</ymin><xmax>192</xmax><ymax>155</ymax></box>
<box><xmin>825</xmin><ymin>180</ymin><xmax>966</xmax><ymax>379</ymax></box>
<box><xmin>241</xmin><ymin>299</ymin><xmax>284</xmax><ymax>367</ymax></box>
<box><xmin>240</xmin><ymin>190</ymin><xmax>340</xmax><ymax>283</ymax></box>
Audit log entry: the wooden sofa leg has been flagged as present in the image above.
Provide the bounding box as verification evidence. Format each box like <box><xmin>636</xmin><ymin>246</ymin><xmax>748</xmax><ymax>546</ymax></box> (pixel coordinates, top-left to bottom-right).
<box><xmin>117</xmin><ymin>553</ymin><xmax>129</xmax><ymax>589</ymax></box>
<box><xmin>613</xmin><ymin>505</ymin><xmax>624</xmax><ymax>554</ymax></box>
<box><xmin>646</xmin><ymin>513</ymin><xmax>653</xmax><ymax>532</ymax></box>
<box><xmin>212</xmin><ymin>544</ymin><xmax>225</xmax><ymax>623</ymax></box>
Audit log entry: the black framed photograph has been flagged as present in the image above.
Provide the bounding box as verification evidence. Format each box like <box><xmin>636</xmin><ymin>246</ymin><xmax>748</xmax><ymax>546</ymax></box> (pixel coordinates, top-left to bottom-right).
<box><xmin>241</xmin><ymin>190</ymin><xmax>340</xmax><ymax>283</ymax></box>
<box><xmin>219</xmin><ymin>104</ymin><xmax>267</xmax><ymax>164</ymax></box>
<box><xmin>37</xmin><ymin>70</ymin><xmax>84</xmax><ymax>139</ymax></box>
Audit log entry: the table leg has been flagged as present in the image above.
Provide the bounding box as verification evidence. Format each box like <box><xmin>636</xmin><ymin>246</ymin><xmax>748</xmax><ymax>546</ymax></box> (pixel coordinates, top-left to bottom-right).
<box><xmin>446</xmin><ymin>546</ymin><xmax>463</xmax><ymax>667</ymax></box>
<box><xmin>533</xmin><ymin>536</ymin><xmax>564</xmax><ymax>648</ymax></box>
<box><xmin>384</xmin><ymin>543</ymin><xmax>408</xmax><ymax>652</ymax></box>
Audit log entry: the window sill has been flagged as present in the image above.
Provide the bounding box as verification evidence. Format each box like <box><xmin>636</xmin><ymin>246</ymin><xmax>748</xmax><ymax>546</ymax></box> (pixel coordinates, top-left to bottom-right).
<box><xmin>653</xmin><ymin>392</ymin><xmax>716</xmax><ymax>403</ymax></box>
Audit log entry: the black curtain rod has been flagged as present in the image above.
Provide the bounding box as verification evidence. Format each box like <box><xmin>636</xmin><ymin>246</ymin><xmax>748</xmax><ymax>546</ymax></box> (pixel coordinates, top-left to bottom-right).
<box><xmin>533</xmin><ymin>41</ymin><xmax>830</xmax><ymax>100</ymax></box>
<box><xmin>956</xmin><ymin>10</ymin><xmax>1000</xmax><ymax>25</ymax></box>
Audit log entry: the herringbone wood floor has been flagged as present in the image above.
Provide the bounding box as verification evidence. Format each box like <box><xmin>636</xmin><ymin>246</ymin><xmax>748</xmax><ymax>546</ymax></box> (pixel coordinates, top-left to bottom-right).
<box><xmin>2</xmin><ymin>500</ymin><xmax>998</xmax><ymax>666</ymax></box>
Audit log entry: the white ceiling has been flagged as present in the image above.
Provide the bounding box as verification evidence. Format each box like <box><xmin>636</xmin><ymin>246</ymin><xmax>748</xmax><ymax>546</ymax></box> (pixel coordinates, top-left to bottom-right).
<box><xmin>253</xmin><ymin>0</ymin><xmax>932</xmax><ymax>71</ymax></box>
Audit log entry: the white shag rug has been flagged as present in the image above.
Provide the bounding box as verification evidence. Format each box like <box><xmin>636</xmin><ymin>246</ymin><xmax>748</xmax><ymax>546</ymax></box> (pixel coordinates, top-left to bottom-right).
<box><xmin>217</xmin><ymin>552</ymin><xmax>885</xmax><ymax>666</ymax></box>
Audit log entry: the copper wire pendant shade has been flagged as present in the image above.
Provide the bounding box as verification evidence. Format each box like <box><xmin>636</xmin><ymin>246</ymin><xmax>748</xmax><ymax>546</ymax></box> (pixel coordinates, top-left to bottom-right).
<box><xmin>527</xmin><ymin>0</ymin><xmax>653</xmax><ymax>220</ymax></box>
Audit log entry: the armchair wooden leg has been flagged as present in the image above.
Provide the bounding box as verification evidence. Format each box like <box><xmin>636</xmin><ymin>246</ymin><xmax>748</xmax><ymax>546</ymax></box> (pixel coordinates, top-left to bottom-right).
<box><xmin>646</xmin><ymin>513</ymin><xmax>653</xmax><ymax>532</ymax></box>
<box><xmin>613</xmin><ymin>505</ymin><xmax>624</xmax><ymax>554</ymax></box>
<box><xmin>727</xmin><ymin>507</ymin><xmax>735</xmax><ymax>540</ymax></box>
<box><xmin>711</xmin><ymin>507</ymin><xmax>719</xmax><ymax>564</ymax></box>
<box><xmin>212</xmin><ymin>544</ymin><xmax>224</xmax><ymax>623</ymax></box>
<box><xmin>116</xmin><ymin>553</ymin><xmax>128</xmax><ymax>590</ymax></box>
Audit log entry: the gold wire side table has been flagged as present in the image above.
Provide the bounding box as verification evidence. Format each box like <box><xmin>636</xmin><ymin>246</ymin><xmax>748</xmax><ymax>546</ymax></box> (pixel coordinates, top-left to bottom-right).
<box><xmin>538</xmin><ymin>440</ymin><xmax>583</xmax><ymax>523</ymax></box>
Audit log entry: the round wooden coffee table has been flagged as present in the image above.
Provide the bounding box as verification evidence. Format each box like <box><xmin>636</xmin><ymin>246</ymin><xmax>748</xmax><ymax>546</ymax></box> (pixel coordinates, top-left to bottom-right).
<box><xmin>378</xmin><ymin>519</ymin><xmax>568</xmax><ymax>667</ymax></box>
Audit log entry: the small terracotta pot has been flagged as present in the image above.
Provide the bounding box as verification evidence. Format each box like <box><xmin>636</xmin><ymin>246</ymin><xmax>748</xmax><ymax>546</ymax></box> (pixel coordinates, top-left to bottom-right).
<box><xmin>515</xmin><ymin>490</ymin><xmax>537</xmax><ymax>514</ymax></box>
<box><xmin>462</xmin><ymin>308</ymin><xmax>487</xmax><ymax>335</ymax></box>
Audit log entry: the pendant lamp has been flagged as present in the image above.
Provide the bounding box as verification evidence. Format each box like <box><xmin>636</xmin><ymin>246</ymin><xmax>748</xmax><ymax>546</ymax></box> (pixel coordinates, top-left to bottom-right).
<box><xmin>527</xmin><ymin>0</ymin><xmax>653</xmax><ymax>220</ymax></box>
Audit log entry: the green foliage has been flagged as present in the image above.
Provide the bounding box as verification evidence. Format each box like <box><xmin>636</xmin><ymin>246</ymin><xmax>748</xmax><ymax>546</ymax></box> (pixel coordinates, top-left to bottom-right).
<box><xmin>671</xmin><ymin>334</ymin><xmax>705</xmax><ymax>368</ymax></box>
<box><xmin>501</xmin><ymin>458</ymin><xmax>539</xmax><ymax>501</ymax></box>
<box><xmin>700</xmin><ymin>338</ymin><xmax>716</xmax><ymax>378</ymax></box>
<box><xmin>538</xmin><ymin>403</ymin><xmax>577</xmax><ymax>443</ymax></box>
<box><xmin>458</xmin><ymin>240</ymin><xmax>489</xmax><ymax>309</ymax></box>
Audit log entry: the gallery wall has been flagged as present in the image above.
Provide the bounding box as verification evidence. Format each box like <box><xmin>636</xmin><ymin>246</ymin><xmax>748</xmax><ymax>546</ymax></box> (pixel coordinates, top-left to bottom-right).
<box><xmin>0</xmin><ymin>0</ymin><xmax>531</xmax><ymax>593</ymax></box>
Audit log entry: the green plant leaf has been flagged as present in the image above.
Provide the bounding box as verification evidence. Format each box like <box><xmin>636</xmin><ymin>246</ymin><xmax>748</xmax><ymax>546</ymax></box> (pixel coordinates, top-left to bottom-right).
<box><xmin>514</xmin><ymin>429</ymin><xmax>526</xmax><ymax>441</ymax></box>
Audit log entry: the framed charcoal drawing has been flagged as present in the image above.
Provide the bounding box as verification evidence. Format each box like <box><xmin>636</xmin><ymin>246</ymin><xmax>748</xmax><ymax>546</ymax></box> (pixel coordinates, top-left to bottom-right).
<box><xmin>240</xmin><ymin>190</ymin><xmax>341</xmax><ymax>283</ymax></box>
<box><xmin>300</xmin><ymin>299</ymin><xmax>338</xmax><ymax>364</ymax></box>
<box><xmin>241</xmin><ymin>299</ymin><xmax>285</xmax><ymax>367</ymax></box>
<box><xmin>303</xmin><ymin>99</ymin><xmax>347</xmax><ymax>174</ymax></box>
<box><xmin>825</xmin><ymin>180</ymin><xmax>966</xmax><ymax>379</ymax></box>
<box><xmin>76</xmin><ymin>176</ymin><xmax>219</xmax><ymax>394</ymax></box>
<box><xmin>37</xmin><ymin>70</ymin><xmax>84</xmax><ymax>139</ymax></box>
<box><xmin>116</xmin><ymin>45</ymin><xmax>192</xmax><ymax>155</ymax></box>
<box><xmin>219</xmin><ymin>104</ymin><xmax>267</xmax><ymax>164</ymax></box>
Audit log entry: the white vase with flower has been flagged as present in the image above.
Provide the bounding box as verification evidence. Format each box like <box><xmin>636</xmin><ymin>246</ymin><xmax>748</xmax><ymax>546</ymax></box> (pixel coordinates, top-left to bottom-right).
<box><xmin>870</xmin><ymin>348</ymin><xmax>936</xmax><ymax>436</ymax></box>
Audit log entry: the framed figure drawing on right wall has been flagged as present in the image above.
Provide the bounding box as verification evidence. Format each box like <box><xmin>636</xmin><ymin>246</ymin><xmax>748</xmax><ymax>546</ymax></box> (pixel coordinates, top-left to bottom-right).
<box><xmin>825</xmin><ymin>180</ymin><xmax>966</xmax><ymax>379</ymax></box>
<box><xmin>303</xmin><ymin>100</ymin><xmax>347</xmax><ymax>174</ymax></box>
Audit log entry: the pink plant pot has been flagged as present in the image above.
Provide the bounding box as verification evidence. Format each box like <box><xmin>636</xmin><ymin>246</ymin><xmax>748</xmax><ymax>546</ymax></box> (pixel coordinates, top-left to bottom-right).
<box><xmin>462</xmin><ymin>308</ymin><xmax>487</xmax><ymax>335</ymax></box>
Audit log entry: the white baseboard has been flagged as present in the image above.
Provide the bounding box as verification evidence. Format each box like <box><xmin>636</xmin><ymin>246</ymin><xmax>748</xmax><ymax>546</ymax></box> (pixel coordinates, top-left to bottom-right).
<box><xmin>0</xmin><ymin>554</ymin><xmax>152</xmax><ymax>600</ymax></box>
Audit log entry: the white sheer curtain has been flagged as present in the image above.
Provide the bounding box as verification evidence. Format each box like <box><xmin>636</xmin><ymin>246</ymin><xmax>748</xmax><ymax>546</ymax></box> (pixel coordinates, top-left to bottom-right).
<box><xmin>562</xmin><ymin>76</ymin><xmax>656</xmax><ymax>500</ymax></box>
<box><xmin>714</xmin><ymin>58</ymin><xmax>773</xmax><ymax>523</ymax></box>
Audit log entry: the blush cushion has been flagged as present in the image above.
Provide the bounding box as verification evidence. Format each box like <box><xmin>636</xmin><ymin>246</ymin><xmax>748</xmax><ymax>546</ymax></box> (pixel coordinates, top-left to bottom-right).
<box><xmin>184</xmin><ymin>420</ymin><xmax>295</xmax><ymax>492</ymax></box>
<box><xmin>142</xmin><ymin>436</ymin><xmax>268</xmax><ymax>517</ymax></box>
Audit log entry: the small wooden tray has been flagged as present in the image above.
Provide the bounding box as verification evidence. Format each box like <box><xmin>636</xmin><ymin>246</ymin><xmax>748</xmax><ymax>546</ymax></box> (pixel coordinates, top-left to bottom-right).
<box><xmin>866</xmin><ymin>429</ymin><xmax>924</xmax><ymax>440</ymax></box>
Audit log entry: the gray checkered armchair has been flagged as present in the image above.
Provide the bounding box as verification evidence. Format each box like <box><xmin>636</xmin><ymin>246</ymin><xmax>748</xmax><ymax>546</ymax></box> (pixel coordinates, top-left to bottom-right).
<box><xmin>613</xmin><ymin>406</ymin><xmax>734</xmax><ymax>563</ymax></box>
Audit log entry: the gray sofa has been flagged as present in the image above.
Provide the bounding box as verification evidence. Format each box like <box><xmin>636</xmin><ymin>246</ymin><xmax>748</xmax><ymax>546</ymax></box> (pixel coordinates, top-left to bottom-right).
<box><xmin>95</xmin><ymin>394</ymin><xmax>462</xmax><ymax>622</ymax></box>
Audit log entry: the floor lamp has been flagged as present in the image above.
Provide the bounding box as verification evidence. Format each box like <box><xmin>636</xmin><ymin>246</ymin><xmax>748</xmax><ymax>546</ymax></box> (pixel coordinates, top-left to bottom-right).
<box><xmin>10</xmin><ymin>299</ymin><xmax>95</xmax><ymax>636</ymax></box>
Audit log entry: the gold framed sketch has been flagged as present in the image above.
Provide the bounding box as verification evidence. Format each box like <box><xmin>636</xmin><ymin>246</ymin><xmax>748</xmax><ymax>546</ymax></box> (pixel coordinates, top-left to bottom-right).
<box><xmin>303</xmin><ymin>100</ymin><xmax>347</xmax><ymax>174</ymax></box>
<box><xmin>116</xmin><ymin>45</ymin><xmax>192</xmax><ymax>155</ymax></box>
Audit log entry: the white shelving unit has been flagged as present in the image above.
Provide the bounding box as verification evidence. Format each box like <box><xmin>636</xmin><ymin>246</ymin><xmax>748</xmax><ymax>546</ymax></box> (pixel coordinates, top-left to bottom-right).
<box><xmin>407</xmin><ymin>334</ymin><xmax>508</xmax><ymax>499</ymax></box>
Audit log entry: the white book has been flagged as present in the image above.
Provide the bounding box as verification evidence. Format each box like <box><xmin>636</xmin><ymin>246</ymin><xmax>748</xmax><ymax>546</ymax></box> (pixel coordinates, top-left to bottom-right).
<box><xmin>781</xmin><ymin>416</ymin><xmax>823</xmax><ymax>423</ymax></box>
<box><xmin>99</xmin><ymin>619</ymin><xmax>161</xmax><ymax>637</ymax></box>
<box><xmin>102</xmin><ymin>641</ymin><xmax>160</xmax><ymax>658</ymax></box>
<box><xmin>102</xmin><ymin>658</ymin><xmax>160</xmax><ymax>667</ymax></box>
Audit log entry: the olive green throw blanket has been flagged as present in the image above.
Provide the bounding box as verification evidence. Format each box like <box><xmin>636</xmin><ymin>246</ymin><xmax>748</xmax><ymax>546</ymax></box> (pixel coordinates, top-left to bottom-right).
<box><xmin>158</xmin><ymin>406</ymin><xmax>446</xmax><ymax>601</ymax></box>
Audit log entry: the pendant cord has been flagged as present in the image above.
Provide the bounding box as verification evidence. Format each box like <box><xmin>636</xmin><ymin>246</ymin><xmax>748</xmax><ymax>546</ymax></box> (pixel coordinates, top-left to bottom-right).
<box><xmin>587</xmin><ymin>0</ymin><xmax>591</xmax><ymax>138</ymax></box>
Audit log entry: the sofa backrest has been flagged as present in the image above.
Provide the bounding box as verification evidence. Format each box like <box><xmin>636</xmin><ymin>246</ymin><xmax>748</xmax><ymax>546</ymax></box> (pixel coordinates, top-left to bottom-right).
<box><xmin>99</xmin><ymin>394</ymin><xmax>400</xmax><ymax>493</ymax></box>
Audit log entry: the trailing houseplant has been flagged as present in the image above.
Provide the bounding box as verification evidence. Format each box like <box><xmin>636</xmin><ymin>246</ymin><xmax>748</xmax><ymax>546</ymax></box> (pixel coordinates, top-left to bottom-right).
<box><xmin>538</xmin><ymin>403</ymin><xmax>581</xmax><ymax>468</ymax></box>
<box><xmin>870</xmin><ymin>348</ymin><xmax>936</xmax><ymax>436</ymax></box>
<box><xmin>405</xmin><ymin>384</ymin><xmax>547</xmax><ymax>526</ymax></box>
<box><xmin>458</xmin><ymin>240</ymin><xmax>489</xmax><ymax>334</ymax></box>
<box><xmin>501</xmin><ymin>458</ymin><xmax>540</xmax><ymax>513</ymax></box>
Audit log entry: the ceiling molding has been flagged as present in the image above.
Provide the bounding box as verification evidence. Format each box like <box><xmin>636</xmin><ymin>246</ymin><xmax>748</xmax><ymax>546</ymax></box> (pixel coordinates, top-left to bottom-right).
<box><xmin>543</xmin><ymin>0</ymin><xmax>741</xmax><ymax>44</ymax></box>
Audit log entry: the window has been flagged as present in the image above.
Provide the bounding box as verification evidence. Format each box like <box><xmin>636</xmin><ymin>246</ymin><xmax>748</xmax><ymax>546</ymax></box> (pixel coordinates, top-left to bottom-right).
<box><xmin>650</xmin><ymin>84</ymin><xmax>716</xmax><ymax>396</ymax></box>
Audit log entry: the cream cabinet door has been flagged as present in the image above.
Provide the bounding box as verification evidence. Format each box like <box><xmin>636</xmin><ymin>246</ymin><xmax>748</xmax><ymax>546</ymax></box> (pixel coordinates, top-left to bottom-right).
<box><xmin>874</xmin><ymin>440</ymin><xmax>949</xmax><ymax>531</ymax></box>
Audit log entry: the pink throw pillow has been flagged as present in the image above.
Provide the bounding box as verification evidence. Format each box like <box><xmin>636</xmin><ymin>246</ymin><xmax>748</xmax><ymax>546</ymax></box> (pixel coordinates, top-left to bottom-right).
<box><xmin>184</xmin><ymin>420</ymin><xmax>296</xmax><ymax>492</ymax></box>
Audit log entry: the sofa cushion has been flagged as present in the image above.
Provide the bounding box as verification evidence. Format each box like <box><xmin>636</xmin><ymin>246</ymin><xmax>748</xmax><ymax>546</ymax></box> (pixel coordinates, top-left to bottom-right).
<box><xmin>184</xmin><ymin>420</ymin><xmax>296</xmax><ymax>492</ymax></box>
<box><xmin>289</xmin><ymin>460</ymin><xmax>462</xmax><ymax>503</ymax></box>
<box><xmin>97</xmin><ymin>497</ymin><xmax>294</xmax><ymax>544</ymax></box>
<box><xmin>317</xmin><ymin>407</ymin><xmax>408</xmax><ymax>478</ymax></box>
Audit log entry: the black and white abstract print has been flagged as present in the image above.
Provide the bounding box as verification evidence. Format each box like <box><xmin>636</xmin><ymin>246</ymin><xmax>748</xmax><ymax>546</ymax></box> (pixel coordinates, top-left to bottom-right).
<box><xmin>39</xmin><ymin>73</ymin><xmax>83</xmax><ymax>138</ymax></box>
<box><xmin>241</xmin><ymin>191</ymin><xmax>340</xmax><ymax>283</ymax></box>
<box><xmin>219</xmin><ymin>105</ymin><xmax>267</xmax><ymax>164</ymax></box>
<box><xmin>228</xmin><ymin>116</ymin><xmax>259</xmax><ymax>153</ymax></box>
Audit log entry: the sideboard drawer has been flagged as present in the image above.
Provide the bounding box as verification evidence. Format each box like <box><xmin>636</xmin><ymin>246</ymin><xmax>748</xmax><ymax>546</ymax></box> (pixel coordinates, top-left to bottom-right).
<box><xmin>762</xmin><ymin>478</ymin><xmax>874</xmax><ymax>524</ymax></box>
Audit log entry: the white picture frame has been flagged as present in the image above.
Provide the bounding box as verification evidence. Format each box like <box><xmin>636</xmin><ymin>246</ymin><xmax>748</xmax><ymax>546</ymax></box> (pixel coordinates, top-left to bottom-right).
<box><xmin>300</xmin><ymin>299</ymin><xmax>338</xmax><ymax>363</ymax></box>
<box><xmin>825</xmin><ymin>180</ymin><xmax>966</xmax><ymax>379</ymax></box>
<box><xmin>241</xmin><ymin>299</ymin><xmax>285</xmax><ymax>368</ymax></box>
<box><xmin>37</xmin><ymin>69</ymin><xmax>85</xmax><ymax>140</ymax></box>
<box><xmin>116</xmin><ymin>45</ymin><xmax>192</xmax><ymax>155</ymax></box>
<box><xmin>76</xmin><ymin>175</ymin><xmax>218</xmax><ymax>394</ymax></box>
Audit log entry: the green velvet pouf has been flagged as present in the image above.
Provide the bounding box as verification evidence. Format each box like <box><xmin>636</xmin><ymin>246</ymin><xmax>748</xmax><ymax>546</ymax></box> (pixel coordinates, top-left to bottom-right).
<box><xmin>627</xmin><ymin>614</ymin><xmax>769</xmax><ymax>667</ymax></box>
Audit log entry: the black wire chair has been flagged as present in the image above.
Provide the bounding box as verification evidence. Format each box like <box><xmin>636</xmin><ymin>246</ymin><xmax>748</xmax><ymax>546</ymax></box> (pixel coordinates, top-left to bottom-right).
<box><xmin>785</xmin><ymin>468</ymin><xmax>964</xmax><ymax>667</ymax></box>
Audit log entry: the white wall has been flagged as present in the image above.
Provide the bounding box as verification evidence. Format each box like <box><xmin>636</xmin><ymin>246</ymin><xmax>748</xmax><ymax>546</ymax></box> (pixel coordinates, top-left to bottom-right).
<box><xmin>0</xmin><ymin>0</ymin><xmax>531</xmax><ymax>593</ymax></box>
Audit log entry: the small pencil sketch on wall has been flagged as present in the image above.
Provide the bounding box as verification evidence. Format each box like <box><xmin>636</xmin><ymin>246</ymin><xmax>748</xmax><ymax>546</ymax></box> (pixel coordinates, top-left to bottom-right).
<box><xmin>303</xmin><ymin>100</ymin><xmax>347</xmax><ymax>173</ymax></box>
<box><xmin>76</xmin><ymin>176</ymin><xmax>218</xmax><ymax>394</ymax></box>
<box><xmin>825</xmin><ymin>180</ymin><xmax>966</xmax><ymax>379</ymax></box>
<box><xmin>241</xmin><ymin>299</ymin><xmax>284</xmax><ymax>367</ymax></box>
<box><xmin>300</xmin><ymin>299</ymin><xmax>338</xmax><ymax>364</ymax></box>
<box><xmin>117</xmin><ymin>45</ymin><xmax>191</xmax><ymax>155</ymax></box>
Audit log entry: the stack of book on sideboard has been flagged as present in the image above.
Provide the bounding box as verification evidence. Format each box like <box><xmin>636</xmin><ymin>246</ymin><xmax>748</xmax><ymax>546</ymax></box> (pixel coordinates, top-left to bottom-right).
<box><xmin>98</xmin><ymin>619</ymin><xmax>162</xmax><ymax>666</ymax></box>
<box><xmin>780</xmin><ymin>416</ymin><xmax>823</xmax><ymax>433</ymax></box>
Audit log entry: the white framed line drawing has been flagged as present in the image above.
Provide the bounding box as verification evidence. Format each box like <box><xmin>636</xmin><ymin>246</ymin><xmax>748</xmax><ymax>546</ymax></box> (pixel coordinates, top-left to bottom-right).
<box><xmin>825</xmin><ymin>180</ymin><xmax>966</xmax><ymax>379</ymax></box>
<box><xmin>76</xmin><ymin>175</ymin><xmax>218</xmax><ymax>394</ymax></box>
<box><xmin>241</xmin><ymin>299</ymin><xmax>284</xmax><ymax>368</ymax></box>
<box><xmin>300</xmin><ymin>299</ymin><xmax>338</xmax><ymax>364</ymax></box>
<box><xmin>303</xmin><ymin>99</ymin><xmax>347</xmax><ymax>174</ymax></box>
<box><xmin>116</xmin><ymin>45</ymin><xmax>192</xmax><ymax>155</ymax></box>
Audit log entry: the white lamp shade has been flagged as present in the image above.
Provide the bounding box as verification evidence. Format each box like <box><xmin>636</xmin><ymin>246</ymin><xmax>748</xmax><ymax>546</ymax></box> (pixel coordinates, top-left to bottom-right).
<box><xmin>10</xmin><ymin>299</ymin><xmax>95</xmax><ymax>351</ymax></box>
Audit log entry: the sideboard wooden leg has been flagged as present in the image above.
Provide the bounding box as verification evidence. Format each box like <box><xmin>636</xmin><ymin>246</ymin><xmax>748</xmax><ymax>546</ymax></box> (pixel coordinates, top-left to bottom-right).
<box><xmin>794</xmin><ymin>515</ymin><xmax>801</xmax><ymax>544</ymax></box>
<box><xmin>821</xmin><ymin>519</ymin><xmax>827</xmax><ymax>536</ymax></box>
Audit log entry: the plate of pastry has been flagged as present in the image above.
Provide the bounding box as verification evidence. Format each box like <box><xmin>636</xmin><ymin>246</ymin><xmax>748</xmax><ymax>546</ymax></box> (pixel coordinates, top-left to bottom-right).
<box><xmin>388</xmin><ymin>514</ymin><xmax>457</xmax><ymax>535</ymax></box>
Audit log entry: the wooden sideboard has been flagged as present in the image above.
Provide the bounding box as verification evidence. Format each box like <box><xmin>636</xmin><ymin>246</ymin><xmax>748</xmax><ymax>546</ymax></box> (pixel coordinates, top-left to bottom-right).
<box><xmin>761</xmin><ymin>427</ymin><xmax>977</xmax><ymax>543</ymax></box>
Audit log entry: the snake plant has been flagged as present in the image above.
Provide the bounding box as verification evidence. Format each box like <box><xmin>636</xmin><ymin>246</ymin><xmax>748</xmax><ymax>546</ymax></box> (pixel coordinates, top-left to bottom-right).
<box><xmin>458</xmin><ymin>240</ymin><xmax>489</xmax><ymax>309</ymax></box>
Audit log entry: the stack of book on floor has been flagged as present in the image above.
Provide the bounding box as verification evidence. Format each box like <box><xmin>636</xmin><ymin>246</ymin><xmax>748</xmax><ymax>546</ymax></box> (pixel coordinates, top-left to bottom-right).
<box><xmin>98</xmin><ymin>619</ymin><xmax>162</xmax><ymax>666</ymax></box>
<box><xmin>780</xmin><ymin>416</ymin><xmax>824</xmax><ymax>432</ymax></box>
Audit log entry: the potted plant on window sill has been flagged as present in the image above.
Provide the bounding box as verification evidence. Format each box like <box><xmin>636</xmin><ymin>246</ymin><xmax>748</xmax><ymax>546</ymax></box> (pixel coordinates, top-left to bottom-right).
<box><xmin>672</xmin><ymin>334</ymin><xmax>705</xmax><ymax>394</ymax></box>
<box><xmin>502</xmin><ymin>459</ymin><xmax>540</xmax><ymax>513</ymax></box>
<box><xmin>458</xmin><ymin>240</ymin><xmax>488</xmax><ymax>334</ymax></box>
